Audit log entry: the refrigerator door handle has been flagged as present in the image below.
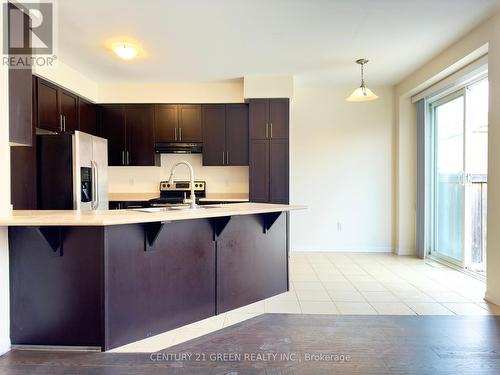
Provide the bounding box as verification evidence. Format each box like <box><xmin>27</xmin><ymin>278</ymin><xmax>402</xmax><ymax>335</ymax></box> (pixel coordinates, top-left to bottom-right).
<box><xmin>94</xmin><ymin>161</ymin><xmax>100</xmax><ymax>209</ymax></box>
<box><xmin>91</xmin><ymin>161</ymin><xmax>98</xmax><ymax>209</ymax></box>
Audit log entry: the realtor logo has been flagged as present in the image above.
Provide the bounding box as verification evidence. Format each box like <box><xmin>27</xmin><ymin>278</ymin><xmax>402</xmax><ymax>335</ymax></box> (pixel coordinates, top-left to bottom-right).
<box><xmin>3</xmin><ymin>1</ymin><xmax>57</xmax><ymax>67</ymax></box>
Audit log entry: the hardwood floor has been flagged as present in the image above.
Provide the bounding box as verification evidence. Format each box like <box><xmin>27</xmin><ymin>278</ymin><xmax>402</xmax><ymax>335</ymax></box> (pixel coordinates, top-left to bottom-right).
<box><xmin>1</xmin><ymin>314</ymin><xmax>500</xmax><ymax>374</ymax></box>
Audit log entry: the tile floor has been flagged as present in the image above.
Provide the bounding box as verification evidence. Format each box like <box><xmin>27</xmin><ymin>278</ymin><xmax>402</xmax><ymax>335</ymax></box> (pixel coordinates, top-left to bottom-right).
<box><xmin>110</xmin><ymin>252</ymin><xmax>497</xmax><ymax>353</ymax></box>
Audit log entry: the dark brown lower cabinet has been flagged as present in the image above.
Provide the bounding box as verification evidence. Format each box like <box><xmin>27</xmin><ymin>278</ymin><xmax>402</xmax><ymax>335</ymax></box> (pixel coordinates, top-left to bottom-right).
<box><xmin>270</xmin><ymin>139</ymin><xmax>290</xmax><ymax>204</ymax></box>
<box><xmin>249</xmin><ymin>140</ymin><xmax>270</xmax><ymax>202</ymax></box>
<box><xmin>250</xmin><ymin>139</ymin><xmax>289</xmax><ymax>203</ymax></box>
<box><xmin>9</xmin><ymin>213</ymin><xmax>288</xmax><ymax>351</ymax></box>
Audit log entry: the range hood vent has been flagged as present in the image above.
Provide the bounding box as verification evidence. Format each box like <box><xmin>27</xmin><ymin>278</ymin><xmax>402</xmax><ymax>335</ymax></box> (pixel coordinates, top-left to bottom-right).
<box><xmin>155</xmin><ymin>142</ymin><xmax>202</xmax><ymax>154</ymax></box>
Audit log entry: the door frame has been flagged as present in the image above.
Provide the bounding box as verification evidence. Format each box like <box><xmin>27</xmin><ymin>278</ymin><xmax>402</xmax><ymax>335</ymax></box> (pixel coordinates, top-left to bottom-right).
<box><xmin>427</xmin><ymin>74</ymin><xmax>488</xmax><ymax>269</ymax></box>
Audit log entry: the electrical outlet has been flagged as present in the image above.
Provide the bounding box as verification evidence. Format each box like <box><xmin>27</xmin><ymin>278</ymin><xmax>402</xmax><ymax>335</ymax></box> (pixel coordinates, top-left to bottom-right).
<box><xmin>336</xmin><ymin>222</ymin><xmax>342</xmax><ymax>232</ymax></box>
<box><xmin>129</xmin><ymin>178</ymin><xmax>135</xmax><ymax>185</ymax></box>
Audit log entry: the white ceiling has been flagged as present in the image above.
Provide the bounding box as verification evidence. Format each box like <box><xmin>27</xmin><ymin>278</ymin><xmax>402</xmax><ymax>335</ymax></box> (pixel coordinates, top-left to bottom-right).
<box><xmin>56</xmin><ymin>0</ymin><xmax>500</xmax><ymax>85</ymax></box>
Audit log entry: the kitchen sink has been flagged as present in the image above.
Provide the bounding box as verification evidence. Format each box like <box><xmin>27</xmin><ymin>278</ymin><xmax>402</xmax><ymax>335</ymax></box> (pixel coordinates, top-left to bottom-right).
<box><xmin>130</xmin><ymin>205</ymin><xmax>222</xmax><ymax>213</ymax></box>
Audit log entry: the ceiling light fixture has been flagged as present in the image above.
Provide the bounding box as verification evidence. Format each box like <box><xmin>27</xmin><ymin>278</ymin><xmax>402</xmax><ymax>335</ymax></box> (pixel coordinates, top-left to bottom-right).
<box><xmin>346</xmin><ymin>58</ymin><xmax>378</xmax><ymax>102</ymax></box>
<box><xmin>113</xmin><ymin>42</ymin><xmax>138</xmax><ymax>60</ymax></box>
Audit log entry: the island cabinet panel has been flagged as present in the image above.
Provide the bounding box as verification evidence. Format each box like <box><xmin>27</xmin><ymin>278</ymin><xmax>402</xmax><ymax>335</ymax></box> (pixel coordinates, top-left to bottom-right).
<box><xmin>8</xmin><ymin>212</ymin><xmax>289</xmax><ymax>351</ymax></box>
<box><xmin>216</xmin><ymin>213</ymin><xmax>288</xmax><ymax>313</ymax></box>
<box><xmin>104</xmin><ymin>219</ymin><xmax>215</xmax><ymax>350</ymax></box>
<box><xmin>9</xmin><ymin>226</ymin><xmax>104</xmax><ymax>347</ymax></box>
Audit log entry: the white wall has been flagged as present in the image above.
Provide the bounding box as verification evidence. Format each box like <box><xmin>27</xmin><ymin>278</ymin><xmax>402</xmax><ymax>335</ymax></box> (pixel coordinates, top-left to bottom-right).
<box><xmin>98</xmin><ymin>80</ymin><xmax>243</xmax><ymax>103</ymax></box>
<box><xmin>0</xmin><ymin>4</ymin><xmax>11</xmax><ymax>355</ymax></box>
<box><xmin>290</xmin><ymin>86</ymin><xmax>394</xmax><ymax>252</ymax></box>
<box><xmin>243</xmin><ymin>75</ymin><xmax>294</xmax><ymax>98</ymax></box>
<box><xmin>109</xmin><ymin>154</ymin><xmax>248</xmax><ymax>194</ymax></box>
<box><xmin>486</xmin><ymin>12</ymin><xmax>500</xmax><ymax>304</ymax></box>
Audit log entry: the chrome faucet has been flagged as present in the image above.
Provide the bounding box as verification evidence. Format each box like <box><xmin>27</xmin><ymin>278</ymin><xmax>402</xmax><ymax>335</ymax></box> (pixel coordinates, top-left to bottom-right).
<box><xmin>167</xmin><ymin>161</ymin><xmax>197</xmax><ymax>209</ymax></box>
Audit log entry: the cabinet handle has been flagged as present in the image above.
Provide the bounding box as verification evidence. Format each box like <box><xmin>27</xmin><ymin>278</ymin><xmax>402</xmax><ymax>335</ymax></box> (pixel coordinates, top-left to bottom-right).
<box><xmin>270</xmin><ymin>122</ymin><xmax>273</xmax><ymax>138</ymax></box>
<box><xmin>174</xmin><ymin>127</ymin><xmax>178</xmax><ymax>141</ymax></box>
<box><xmin>265</xmin><ymin>123</ymin><xmax>269</xmax><ymax>138</ymax></box>
<box><xmin>179</xmin><ymin>127</ymin><xmax>182</xmax><ymax>141</ymax></box>
<box><xmin>63</xmin><ymin>115</ymin><xmax>66</xmax><ymax>132</ymax></box>
<box><xmin>127</xmin><ymin>151</ymin><xmax>130</xmax><ymax>165</ymax></box>
<box><xmin>226</xmin><ymin>151</ymin><xmax>229</xmax><ymax>165</ymax></box>
<box><xmin>121</xmin><ymin>151</ymin><xmax>125</xmax><ymax>165</ymax></box>
<box><xmin>222</xmin><ymin>151</ymin><xmax>225</xmax><ymax>165</ymax></box>
<box><xmin>59</xmin><ymin>115</ymin><xmax>63</xmax><ymax>132</ymax></box>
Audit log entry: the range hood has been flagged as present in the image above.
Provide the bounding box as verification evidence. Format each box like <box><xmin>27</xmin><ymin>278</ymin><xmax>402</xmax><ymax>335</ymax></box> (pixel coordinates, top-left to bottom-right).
<box><xmin>155</xmin><ymin>142</ymin><xmax>202</xmax><ymax>154</ymax></box>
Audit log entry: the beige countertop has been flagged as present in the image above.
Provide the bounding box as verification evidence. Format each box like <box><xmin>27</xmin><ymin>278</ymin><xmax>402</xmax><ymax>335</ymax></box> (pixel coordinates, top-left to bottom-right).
<box><xmin>108</xmin><ymin>192</ymin><xmax>249</xmax><ymax>202</ymax></box>
<box><xmin>0</xmin><ymin>203</ymin><xmax>305</xmax><ymax>227</ymax></box>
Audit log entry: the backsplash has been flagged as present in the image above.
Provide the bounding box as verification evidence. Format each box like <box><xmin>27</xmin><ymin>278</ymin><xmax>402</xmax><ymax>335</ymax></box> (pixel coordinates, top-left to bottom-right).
<box><xmin>107</xmin><ymin>154</ymin><xmax>249</xmax><ymax>194</ymax></box>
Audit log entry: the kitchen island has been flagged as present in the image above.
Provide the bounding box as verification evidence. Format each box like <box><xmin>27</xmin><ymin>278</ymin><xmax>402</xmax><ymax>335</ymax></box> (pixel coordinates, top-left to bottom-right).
<box><xmin>2</xmin><ymin>203</ymin><xmax>304</xmax><ymax>351</ymax></box>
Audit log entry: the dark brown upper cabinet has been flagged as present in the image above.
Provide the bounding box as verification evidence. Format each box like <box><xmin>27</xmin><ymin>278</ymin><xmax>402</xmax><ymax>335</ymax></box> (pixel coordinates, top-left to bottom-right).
<box><xmin>36</xmin><ymin>78</ymin><xmax>60</xmax><ymax>132</ymax></box>
<box><xmin>202</xmin><ymin>104</ymin><xmax>249</xmax><ymax>166</ymax></box>
<box><xmin>178</xmin><ymin>104</ymin><xmax>202</xmax><ymax>142</ymax></box>
<box><xmin>126</xmin><ymin>105</ymin><xmax>158</xmax><ymax>166</ymax></box>
<box><xmin>9</xmin><ymin>66</ymin><xmax>32</xmax><ymax>146</ymax></box>
<box><xmin>226</xmin><ymin>104</ymin><xmax>249</xmax><ymax>165</ymax></box>
<box><xmin>60</xmin><ymin>90</ymin><xmax>78</xmax><ymax>132</ymax></box>
<box><xmin>249</xmin><ymin>99</ymin><xmax>289</xmax><ymax>204</ymax></box>
<box><xmin>249</xmin><ymin>99</ymin><xmax>289</xmax><ymax>140</ymax></box>
<box><xmin>79</xmin><ymin>98</ymin><xmax>97</xmax><ymax>136</ymax></box>
<box><xmin>36</xmin><ymin>76</ymin><xmax>81</xmax><ymax>133</ymax></box>
<box><xmin>202</xmin><ymin>104</ymin><xmax>226</xmax><ymax>165</ymax></box>
<box><xmin>99</xmin><ymin>104</ymin><xmax>159</xmax><ymax>167</ymax></box>
<box><xmin>154</xmin><ymin>104</ymin><xmax>202</xmax><ymax>143</ymax></box>
<box><xmin>8</xmin><ymin>2</ymin><xmax>32</xmax><ymax>146</ymax></box>
<box><xmin>155</xmin><ymin>104</ymin><xmax>178</xmax><ymax>142</ymax></box>
<box><xmin>99</xmin><ymin>105</ymin><xmax>125</xmax><ymax>166</ymax></box>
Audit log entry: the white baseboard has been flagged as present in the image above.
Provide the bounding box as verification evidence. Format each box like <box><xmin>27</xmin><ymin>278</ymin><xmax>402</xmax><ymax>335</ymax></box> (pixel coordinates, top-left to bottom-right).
<box><xmin>291</xmin><ymin>247</ymin><xmax>393</xmax><ymax>253</ymax></box>
<box><xmin>394</xmin><ymin>248</ymin><xmax>416</xmax><ymax>256</ymax></box>
<box><xmin>484</xmin><ymin>290</ymin><xmax>500</xmax><ymax>306</ymax></box>
<box><xmin>0</xmin><ymin>337</ymin><xmax>11</xmax><ymax>356</ymax></box>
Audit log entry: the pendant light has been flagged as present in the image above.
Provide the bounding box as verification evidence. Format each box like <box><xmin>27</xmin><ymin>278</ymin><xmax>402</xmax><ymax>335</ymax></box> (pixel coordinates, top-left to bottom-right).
<box><xmin>346</xmin><ymin>58</ymin><xmax>379</xmax><ymax>102</ymax></box>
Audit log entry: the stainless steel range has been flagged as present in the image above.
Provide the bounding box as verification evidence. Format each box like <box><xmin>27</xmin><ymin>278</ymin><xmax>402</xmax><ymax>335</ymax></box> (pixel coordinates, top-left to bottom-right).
<box><xmin>149</xmin><ymin>180</ymin><xmax>206</xmax><ymax>207</ymax></box>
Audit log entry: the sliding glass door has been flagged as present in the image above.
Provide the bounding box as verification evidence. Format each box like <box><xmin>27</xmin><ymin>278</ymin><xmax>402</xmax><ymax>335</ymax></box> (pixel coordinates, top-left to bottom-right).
<box><xmin>429</xmin><ymin>77</ymin><xmax>488</xmax><ymax>273</ymax></box>
<box><xmin>432</xmin><ymin>92</ymin><xmax>466</xmax><ymax>265</ymax></box>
